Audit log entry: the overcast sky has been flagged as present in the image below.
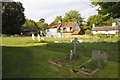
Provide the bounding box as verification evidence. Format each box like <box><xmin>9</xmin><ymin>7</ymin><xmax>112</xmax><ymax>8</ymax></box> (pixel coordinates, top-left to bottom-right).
<box><xmin>14</xmin><ymin>0</ymin><xmax>98</xmax><ymax>24</ymax></box>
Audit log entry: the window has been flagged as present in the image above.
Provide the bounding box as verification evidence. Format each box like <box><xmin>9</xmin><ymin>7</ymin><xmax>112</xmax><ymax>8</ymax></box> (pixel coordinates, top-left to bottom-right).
<box><xmin>66</xmin><ymin>27</ymin><xmax>70</xmax><ymax>32</ymax></box>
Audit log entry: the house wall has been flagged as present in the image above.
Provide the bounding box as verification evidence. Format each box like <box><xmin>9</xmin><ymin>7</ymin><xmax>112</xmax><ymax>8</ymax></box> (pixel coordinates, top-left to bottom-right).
<box><xmin>92</xmin><ymin>30</ymin><xmax>119</xmax><ymax>34</ymax></box>
<box><xmin>46</xmin><ymin>28</ymin><xmax>61</xmax><ymax>38</ymax></box>
<box><xmin>62</xmin><ymin>33</ymin><xmax>72</xmax><ymax>37</ymax></box>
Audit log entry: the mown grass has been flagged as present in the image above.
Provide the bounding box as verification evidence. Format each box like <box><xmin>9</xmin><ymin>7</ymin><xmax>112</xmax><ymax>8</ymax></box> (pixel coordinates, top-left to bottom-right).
<box><xmin>1</xmin><ymin>35</ymin><xmax>119</xmax><ymax>78</ymax></box>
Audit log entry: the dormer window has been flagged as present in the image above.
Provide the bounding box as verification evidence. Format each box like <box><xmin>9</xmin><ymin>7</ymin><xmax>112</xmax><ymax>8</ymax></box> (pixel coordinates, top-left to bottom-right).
<box><xmin>66</xmin><ymin>27</ymin><xmax>70</xmax><ymax>32</ymax></box>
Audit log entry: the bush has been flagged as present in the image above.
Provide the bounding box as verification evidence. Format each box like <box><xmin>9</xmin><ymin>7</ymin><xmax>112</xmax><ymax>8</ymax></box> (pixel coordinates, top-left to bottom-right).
<box><xmin>85</xmin><ymin>29</ymin><xmax>92</xmax><ymax>35</ymax></box>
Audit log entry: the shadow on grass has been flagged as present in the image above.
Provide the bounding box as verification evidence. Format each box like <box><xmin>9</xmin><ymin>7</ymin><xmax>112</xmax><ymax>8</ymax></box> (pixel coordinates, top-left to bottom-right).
<box><xmin>2</xmin><ymin>41</ymin><xmax>118</xmax><ymax>78</ymax></box>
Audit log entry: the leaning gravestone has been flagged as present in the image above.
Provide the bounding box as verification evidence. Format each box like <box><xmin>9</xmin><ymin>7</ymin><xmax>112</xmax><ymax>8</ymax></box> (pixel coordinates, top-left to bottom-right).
<box><xmin>48</xmin><ymin>38</ymin><xmax>80</xmax><ymax>68</ymax></box>
<box><xmin>69</xmin><ymin>38</ymin><xmax>79</xmax><ymax>60</ymax></box>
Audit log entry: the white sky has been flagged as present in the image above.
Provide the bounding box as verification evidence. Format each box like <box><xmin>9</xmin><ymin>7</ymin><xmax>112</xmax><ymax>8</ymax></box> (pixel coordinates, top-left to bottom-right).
<box><xmin>14</xmin><ymin>0</ymin><xmax>98</xmax><ymax>24</ymax></box>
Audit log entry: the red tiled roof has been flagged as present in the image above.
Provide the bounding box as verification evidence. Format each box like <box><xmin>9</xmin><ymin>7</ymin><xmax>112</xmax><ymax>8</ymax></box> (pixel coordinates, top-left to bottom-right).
<box><xmin>58</xmin><ymin>22</ymin><xmax>78</xmax><ymax>33</ymax></box>
<box><xmin>92</xmin><ymin>26</ymin><xmax>120</xmax><ymax>31</ymax></box>
<box><xmin>61</xmin><ymin>22</ymin><xmax>77</xmax><ymax>28</ymax></box>
<box><xmin>47</xmin><ymin>23</ymin><xmax>58</xmax><ymax>28</ymax></box>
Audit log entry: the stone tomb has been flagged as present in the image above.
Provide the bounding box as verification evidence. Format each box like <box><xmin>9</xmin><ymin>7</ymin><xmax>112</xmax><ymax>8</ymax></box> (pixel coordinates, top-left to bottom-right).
<box><xmin>71</xmin><ymin>50</ymin><xmax>108</xmax><ymax>76</ymax></box>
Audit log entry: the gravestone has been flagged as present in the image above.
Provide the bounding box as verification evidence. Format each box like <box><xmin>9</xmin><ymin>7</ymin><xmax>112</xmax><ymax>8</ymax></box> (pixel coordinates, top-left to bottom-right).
<box><xmin>32</xmin><ymin>33</ymin><xmax>35</xmax><ymax>40</ymax></box>
<box><xmin>72</xmin><ymin>38</ymin><xmax>79</xmax><ymax>55</ymax></box>
<box><xmin>69</xmin><ymin>38</ymin><xmax>79</xmax><ymax>60</ymax></box>
<box><xmin>37</xmin><ymin>34</ymin><xmax>41</xmax><ymax>41</ymax></box>
<box><xmin>92</xmin><ymin>50</ymin><xmax>108</xmax><ymax>62</ymax></box>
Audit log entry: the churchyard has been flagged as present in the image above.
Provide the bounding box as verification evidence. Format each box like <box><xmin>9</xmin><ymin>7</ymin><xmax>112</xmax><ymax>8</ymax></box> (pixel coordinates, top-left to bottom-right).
<box><xmin>1</xmin><ymin>34</ymin><xmax>119</xmax><ymax>78</ymax></box>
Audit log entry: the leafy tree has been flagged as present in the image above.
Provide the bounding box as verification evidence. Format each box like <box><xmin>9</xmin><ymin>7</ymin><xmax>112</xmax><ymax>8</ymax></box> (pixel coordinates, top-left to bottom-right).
<box><xmin>86</xmin><ymin>14</ymin><xmax>105</xmax><ymax>27</ymax></box>
<box><xmin>91</xmin><ymin>2</ymin><xmax>120</xmax><ymax>19</ymax></box>
<box><xmin>87</xmin><ymin>14</ymin><xmax>115</xmax><ymax>27</ymax></box>
<box><xmin>22</xmin><ymin>19</ymin><xmax>38</xmax><ymax>31</ymax></box>
<box><xmin>104</xmin><ymin>17</ymin><xmax>115</xmax><ymax>26</ymax></box>
<box><xmin>52</xmin><ymin>16</ymin><xmax>62</xmax><ymax>24</ymax></box>
<box><xmin>37</xmin><ymin>18</ymin><xmax>48</xmax><ymax>31</ymax></box>
<box><xmin>2</xmin><ymin>2</ymin><xmax>26</xmax><ymax>34</ymax></box>
<box><xmin>63</xmin><ymin>10</ymin><xmax>83</xmax><ymax>25</ymax></box>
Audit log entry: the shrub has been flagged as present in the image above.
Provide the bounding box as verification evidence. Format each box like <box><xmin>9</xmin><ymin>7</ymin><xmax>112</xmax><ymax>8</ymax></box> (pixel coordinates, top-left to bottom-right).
<box><xmin>85</xmin><ymin>29</ymin><xmax>92</xmax><ymax>35</ymax></box>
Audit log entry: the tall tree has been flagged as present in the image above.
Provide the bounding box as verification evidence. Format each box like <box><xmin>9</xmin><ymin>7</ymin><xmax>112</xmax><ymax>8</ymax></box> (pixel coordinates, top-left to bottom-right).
<box><xmin>37</xmin><ymin>18</ymin><xmax>48</xmax><ymax>31</ymax></box>
<box><xmin>86</xmin><ymin>14</ymin><xmax>104</xmax><ymax>27</ymax></box>
<box><xmin>2</xmin><ymin>2</ymin><xmax>26</xmax><ymax>34</ymax></box>
<box><xmin>52</xmin><ymin>16</ymin><xmax>62</xmax><ymax>24</ymax></box>
<box><xmin>22</xmin><ymin>19</ymin><xmax>38</xmax><ymax>31</ymax></box>
<box><xmin>91</xmin><ymin>2</ymin><xmax>120</xmax><ymax>19</ymax></box>
<box><xmin>63</xmin><ymin>10</ymin><xmax>83</xmax><ymax>25</ymax></box>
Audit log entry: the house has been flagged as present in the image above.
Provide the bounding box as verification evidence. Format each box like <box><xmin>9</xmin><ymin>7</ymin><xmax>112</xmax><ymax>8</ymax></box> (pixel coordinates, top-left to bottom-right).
<box><xmin>46</xmin><ymin>22</ymin><xmax>84</xmax><ymax>38</ymax></box>
<box><xmin>92</xmin><ymin>19</ymin><xmax>120</xmax><ymax>35</ymax></box>
<box><xmin>92</xmin><ymin>26</ymin><xmax>120</xmax><ymax>34</ymax></box>
<box><xmin>45</xmin><ymin>23</ymin><xmax>61</xmax><ymax>38</ymax></box>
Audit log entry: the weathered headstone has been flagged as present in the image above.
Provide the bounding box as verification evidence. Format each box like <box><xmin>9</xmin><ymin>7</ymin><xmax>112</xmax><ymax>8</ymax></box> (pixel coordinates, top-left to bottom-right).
<box><xmin>32</xmin><ymin>33</ymin><xmax>35</xmax><ymax>40</ymax></box>
<box><xmin>37</xmin><ymin>34</ymin><xmax>41</xmax><ymax>41</ymax></box>
<box><xmin>72</xmin><ymin>38</ymin><xmax>79</xmax><ymax>55</ymax></box>
<box><xmin>92</xmin><ymin>50</ymin><xmax>108</xmax><ymax>62</ymax></box>
<box><xmin>69</xmin><ymin>38</ymin><xmax>79</xmax><ymax>60</ymax></box>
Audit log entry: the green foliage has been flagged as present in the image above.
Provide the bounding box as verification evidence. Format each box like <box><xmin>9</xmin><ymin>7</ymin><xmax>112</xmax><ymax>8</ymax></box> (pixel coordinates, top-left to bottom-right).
<box><xmin>91</xmin><ymin>2</ymin><xmax>120</xmax><ymax>19</ymax></box>
<box><xmin>104</xmin><ymin>17</ymin><xmax>115</xmax><ymax>26</ymax></box>
<box><xmin>85</xmin><ymin>29</ymin><xmax>92</xmax><ymax>35</ymax></box>
<box><xmin>52</xmin><ymin>16</ymin><xmax>62</xmax><ymax>24</ymax></box>
<box><xmin>86</xmin><ymin>14</ymin><xmax>105</xmax><ymax>26</ymax></box>
<box><xmin>2</xmin><ymin>2</ymin><xmax>26</xmax><ymax>34</ymax></box>
<box><xmin>22</xmin><ymin>19</ymin><xmax>38</xmax><ymax>31</ymax></box>
<box><xmin>86</xmin><ymin>14</ymin><xmax>115</xmax><ymax>27</ymax></box>
<box><xmin>52</xmin><ymin>10</ymin><xmax>83</xmax><ymax>26</ymax></box>
<box><xmin>36</xmin><ymin>21</ymin><xmax>48</xmax><ymax>30</ymax></box>
<box><xmin>63</xmin><ymin>10</ymin><xmax>83</xmax><ymax>24</ymax></box>
<box><xmin>22</xmin><ymin>18</ymin><xmax>48</xmax><ymax>31</ymax></box>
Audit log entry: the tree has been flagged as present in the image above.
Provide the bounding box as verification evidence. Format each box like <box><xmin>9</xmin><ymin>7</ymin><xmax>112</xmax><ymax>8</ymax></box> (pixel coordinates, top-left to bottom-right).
<box><xmin>86</xmin><ymin>14</ymin><xmax>115</xmax><ymax>27</ymax></box>
<box><xmin>22</xmin><ymin>19</ymin><xmax>38</xmax><ymax>31</ymax></box>
<box><xmin>86</xmin><ymin>14</ymin><xmax>105</xmax><ymax>27</ymax></box>
<box><xmin>91</xmin><ymin>2</ymin><xmax>120</xmax><ymax>19</ymax></box>
<box><xmin>37</xmin><ymin>18</ymin><xmax>48</xmax><ymax>31</ymax></box>
<box><xmin>2</xmin><ymin>2</ymin><xmax>26</xmax><ymax>34</ymax></box>
<box><xmin>52</xmin><ymin>16</ymin><xmax>62</xmax><ymax>24</ymax></box>
<box><xmin>63</xmin><ymin>10</ymin><xmax>83</xmax><ymax>25</ymax></box>
<box><xmin>39</xmin><ymin>18</ymin><xmax>45</xmax><ymax>23</ymax></box>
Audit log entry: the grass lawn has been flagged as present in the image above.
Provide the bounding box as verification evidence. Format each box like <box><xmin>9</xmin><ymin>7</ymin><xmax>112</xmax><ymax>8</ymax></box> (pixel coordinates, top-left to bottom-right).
<box><xmin>1</xmin><ymin>35</ymin><xmax>119</xmax><ymax>78</ymax></box>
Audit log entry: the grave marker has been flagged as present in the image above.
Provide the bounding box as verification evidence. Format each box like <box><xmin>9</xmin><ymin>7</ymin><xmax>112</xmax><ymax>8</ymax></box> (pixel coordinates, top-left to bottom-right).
<box><xmin>37</xmin><ymin>34</ymin><xmax>41</xmax><ymax>41</ymax></box>
<box><xmin>92</xmin><ymin>50</ymin><xmax>108</xmax><ymax>62</ymax></box>
<box><xmin>32</xmin><ymin>33</ymin><xmax>35</xmax><ymax>40</ymax></box>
